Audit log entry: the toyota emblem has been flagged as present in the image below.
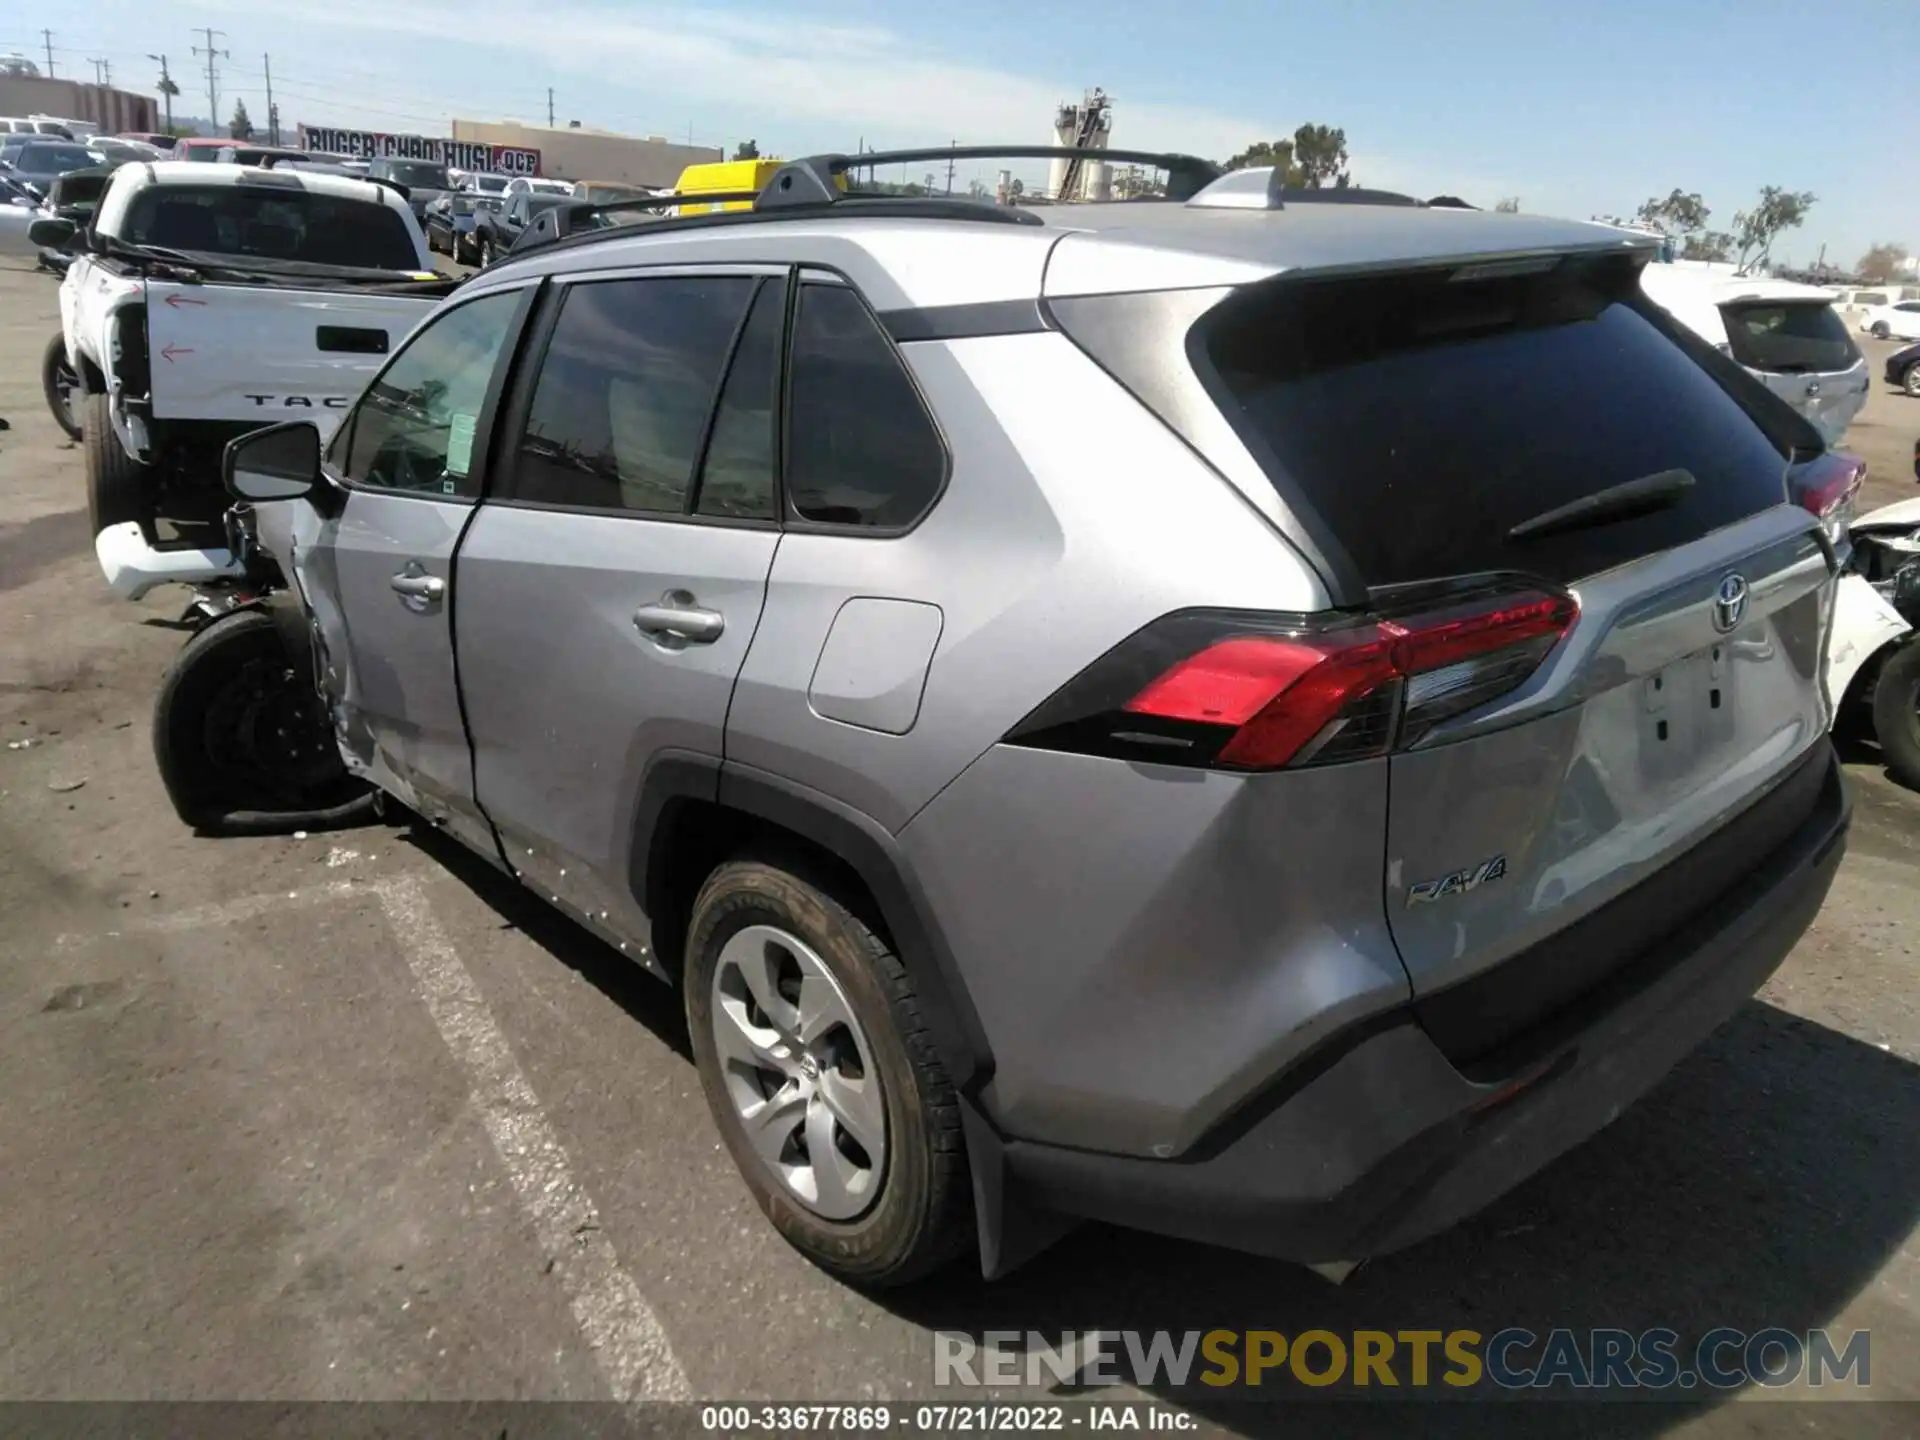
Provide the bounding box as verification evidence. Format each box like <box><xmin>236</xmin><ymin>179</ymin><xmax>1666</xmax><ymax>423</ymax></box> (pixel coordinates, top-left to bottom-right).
<box><xmin>1711</xmin><ymin>573</ymin><xmax>1749</xmax><ymax>634</ymax></box>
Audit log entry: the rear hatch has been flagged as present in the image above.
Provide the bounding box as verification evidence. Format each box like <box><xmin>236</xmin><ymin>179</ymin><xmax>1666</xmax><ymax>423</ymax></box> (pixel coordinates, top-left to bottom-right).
<box><xmin>1068</xmin><ymin>250</ymin><xmax>1838</xmax><ymax>1067</ymax></box>
<box><xmin>1716</xmin><ymin>293</ymin><xmax>1868</xmax><ymax>448</ymax></box>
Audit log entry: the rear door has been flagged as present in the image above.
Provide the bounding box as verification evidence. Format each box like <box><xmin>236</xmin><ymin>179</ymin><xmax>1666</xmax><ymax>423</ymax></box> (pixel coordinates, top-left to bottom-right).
<box><xmin>454</xmin><ymin>266</ymin><xmax>786</xmax><ymax>957</ymax></box>
<box><xmin>1718</xmin><ymin>296</ymin><xmax>1870</xmax><ymax>447</ymax></box>
<box><xmin>1193</xmin><ymin>256</ymin><xmax>1836</xmax><ymax>1061</ymax></box>
<box><xmin>146</xmin><ymin>282</ymin><xmax>438</xmax><ymax>439</ymax></box>
<box><xmin>290</xmin><ymin>283</ymin><xmax>535</xmax><ymax>855</ymax></box>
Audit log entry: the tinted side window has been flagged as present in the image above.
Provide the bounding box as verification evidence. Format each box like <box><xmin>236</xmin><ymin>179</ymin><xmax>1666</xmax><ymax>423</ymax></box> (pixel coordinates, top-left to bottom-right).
<box><xmin>341</xmin><ymin>290</ymin><xmax>521</xmax><ymax>498</ymax></box>
<box><xmin>694</xmin><ymin>276</ymin><xmax>785</xmax><ymax>521</ymax></box>
<box><xmin>786</xmin><ymin>283</ymin><xmax>946</xmax><ymax>528</ymax></box>
<box><xmin>510</xmin><ymin>276</ymin><xmax>754</xmax><ymax>514</ymax></box>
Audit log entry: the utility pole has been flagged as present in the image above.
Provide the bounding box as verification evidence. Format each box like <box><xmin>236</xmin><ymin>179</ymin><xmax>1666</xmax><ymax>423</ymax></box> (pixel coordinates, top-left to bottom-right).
<box><xmin>946</xmin><ymin>140</ymin><xmax>956</xmax><ymax>195</ymax></box>
<box><xmin>149</xmin><ymin>53</ymin><xmax>175</xmax><ymax>133</ymax></box>
<box><xmin>194</xmin><ymin>27</ymin><xmax>228</xmax><ymax>133</ymax></box>
<box><xmin>546</xmin><ymin>87</ymin><xmax>554</xmax><ymax>127</ymax></box>
<box><xmin>263</xmin><ymin>54</ymin><xmax>278</xmax><ymax>144</ymax></box>
<box><xmin>89</xmin><ymin>58</ymin><xmax>112</xmax><ymax>86</ymax></box>
<box><xmin>40</xmin><ymin>28</ymin><xmax>55</xmax><ymax>79</ymax></box>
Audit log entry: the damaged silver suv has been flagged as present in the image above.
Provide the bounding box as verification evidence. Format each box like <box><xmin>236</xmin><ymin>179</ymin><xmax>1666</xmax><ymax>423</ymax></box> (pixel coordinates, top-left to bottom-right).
<box><xmin>173</xmin><ymin>149</ymin><xmax>1850</xmax><ymax>1286</ymax></box>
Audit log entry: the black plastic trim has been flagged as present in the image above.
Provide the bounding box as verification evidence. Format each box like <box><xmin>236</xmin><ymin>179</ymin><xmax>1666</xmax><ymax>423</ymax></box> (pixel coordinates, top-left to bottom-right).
<box><xmin>655</xmin><ymin>759</ymin><xmax>996</xmax><ymax>1095</ymax></box>
<box><xmin>881</xmin><ymin>298</ymin><xmax>1048</xmax><ymax>343</ymax></box>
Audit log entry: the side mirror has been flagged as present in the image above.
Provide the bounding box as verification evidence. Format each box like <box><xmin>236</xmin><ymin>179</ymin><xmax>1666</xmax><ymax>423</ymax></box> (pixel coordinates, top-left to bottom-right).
<box><xmin>28</xmin><ymin>216</ymin><xmax>74</xmax><ymax>249</ymax></box>
<box><xmin>225</xmin><ymin>421</ymin><xmax>324</xmax><ymax>502</ymax></box>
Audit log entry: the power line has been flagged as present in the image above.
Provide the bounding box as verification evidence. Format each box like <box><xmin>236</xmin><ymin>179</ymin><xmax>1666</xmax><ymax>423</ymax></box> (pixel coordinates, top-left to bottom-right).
<box><xmin>193</xmin><ymin>27</ymin><xmax>228</xmax><ymax>129</ymax></box>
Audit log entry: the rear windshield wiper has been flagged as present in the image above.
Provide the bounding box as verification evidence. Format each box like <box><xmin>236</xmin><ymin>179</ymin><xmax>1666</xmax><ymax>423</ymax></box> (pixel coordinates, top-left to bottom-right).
<box><xmin>1508</xmin><ymin>468</ymin><xmax>1695</xmax><ymax>542</ymax></box>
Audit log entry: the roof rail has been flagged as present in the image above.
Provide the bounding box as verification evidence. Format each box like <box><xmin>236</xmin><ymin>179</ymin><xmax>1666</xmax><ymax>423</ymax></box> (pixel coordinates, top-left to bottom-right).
<box><xmin>760</xmin><ymin>145</ymin><xmax>1223</xmax><ymax>206</ymax></box>
<box><xmin>509</xmin><ymin>185</ymin><xmax>1041</xmax><ymax>259</ymax></box>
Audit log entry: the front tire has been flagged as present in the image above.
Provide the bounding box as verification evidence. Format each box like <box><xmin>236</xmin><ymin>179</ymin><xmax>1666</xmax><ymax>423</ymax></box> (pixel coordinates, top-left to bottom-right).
<box><xmin>1872</xmin><ymin>321</ymin><xmax>1892</xmax><ymax>340</ymax></box>
<box><xmin>479</xmin><ymin>236</ymin><xmax>496</xmax><ymax>267</ymax></box>
<box><xmin>42</xmin><ymin>334</ymin><xmax>82</xmax><ymax>440</ymax></box>
<box><xmin>152</xmin><ymin>608</ymin><xmax>373</xmax><ymax>834</ymax></box>
<box><xmin>1872</xmin><ymin>640</ymin><xmax>1920</xmax><ymax>790</ymax></box>
<box><xmin>82</xmin><ymin>391</ymin><xmax>158</xmax><ymax>542</ymax></box>
<box><xmin>684</xmin><ymin>857</ymin><xmax>972</xmax><ymax>1288</ymax></box>
<box><xmin>1904</xmin><ymin>364</ymin><xmax>1920</xmax><ymax>398</ymax></box>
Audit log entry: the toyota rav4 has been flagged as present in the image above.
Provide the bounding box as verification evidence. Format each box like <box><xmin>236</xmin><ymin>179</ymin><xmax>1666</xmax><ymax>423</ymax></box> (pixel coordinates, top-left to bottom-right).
<box><xmin>192</xmin><ymin>151</ymin><xmax>1850</xmax><ymax>1287</ymax></box>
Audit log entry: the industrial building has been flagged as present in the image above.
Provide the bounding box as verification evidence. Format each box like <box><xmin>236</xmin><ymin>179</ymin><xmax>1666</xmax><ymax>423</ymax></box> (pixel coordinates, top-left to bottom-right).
<box><xmin>0</xmin><ymin>75</ymin><xmax>158</xmax><ymax>135</ymax></box>
<box><xmin>449</xmin><ymin>118</ymin><xmax>720</xmax><ymax>188</ymax></box>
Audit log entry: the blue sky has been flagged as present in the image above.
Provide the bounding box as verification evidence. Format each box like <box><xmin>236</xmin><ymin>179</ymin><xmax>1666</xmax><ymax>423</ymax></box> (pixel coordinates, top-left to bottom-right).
<box><xmin>15</xmin><ymin>0</ymin><xmax>1917</xmax><ymax>265</ymax></box>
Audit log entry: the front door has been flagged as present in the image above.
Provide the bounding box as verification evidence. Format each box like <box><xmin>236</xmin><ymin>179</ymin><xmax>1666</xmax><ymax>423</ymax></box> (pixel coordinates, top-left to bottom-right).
<box><xmin>455</xmin><ymin>268</ymin><xmax>788</xmax><ymax>958</ymax></box>
<box><xmin>291</xmin><ymin>284</ymin><xmax>534</xmax><ymax>855</ymax></box>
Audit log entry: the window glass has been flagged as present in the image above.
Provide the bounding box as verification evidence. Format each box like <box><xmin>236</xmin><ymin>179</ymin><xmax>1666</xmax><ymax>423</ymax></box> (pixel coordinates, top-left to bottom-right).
<box><xmin>121</xmin><ymin>184</ymin><xmax>419</xmax><ymax>269</ymax></box>
<box><xmin>1720</xmin><ymin>302</ymin><xmax>1859</xmax><ymax>375</ymax></box>
<box><xmin>511</xmin><ymin>276</ymin><xmax>754</xmax><ymax>513</ymax></box>
<box><xmin>694</xmin><ymin>277</ymin><xmax>785</xmax><ymax>521</ymax></box>
<box><xmin>341</xmin><ymin>290</ymin><xmax>521</xmax><ymax>498</ymax></box>
<box><xmin>1200</xmin><ymin>259</ymin><xmax>1796</xmax><ymax>588</ymax></box>
<box><xmin>785</xmin><ymin>283</ymin><xmax>946</xmax><ymax>528</ymax></box>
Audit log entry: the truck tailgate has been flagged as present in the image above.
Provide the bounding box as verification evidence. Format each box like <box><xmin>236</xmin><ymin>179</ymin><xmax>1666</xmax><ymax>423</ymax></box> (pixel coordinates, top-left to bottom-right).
<box><xmin>145</xmin><ymin>280</ymin><xmax>438</xmax><ymax>436</ymax></box>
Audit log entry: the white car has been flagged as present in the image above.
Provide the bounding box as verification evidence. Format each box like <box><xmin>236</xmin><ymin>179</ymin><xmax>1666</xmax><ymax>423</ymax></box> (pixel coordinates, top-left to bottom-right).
<box><xmin>44</xmin><ymin>161</ymin><xmax>457</xmax><ymax>595</ymax></box>
<box><xmin>459</xmin><ymin>171</ymin><xmax>512</xmax><ymax>196</ymax></box>
<box><xmin>504</xmin><ymin>176</ymin><xmax>571</xmax><ymax>197</ymax></box>
<box><xmin>1859</xmin><ymin>299</ymin><xmax>1920</xmax><ymax>342</ymax></box>
<box><xmin>1637</xmin><ymin>267</ymin><xmax>1871</xmax><ymax>448</ymax></box>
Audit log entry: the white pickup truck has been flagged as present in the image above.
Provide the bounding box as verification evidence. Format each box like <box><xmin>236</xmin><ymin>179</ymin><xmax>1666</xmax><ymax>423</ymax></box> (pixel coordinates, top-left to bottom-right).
<box><xmin>42</xmin><ymin>160</ymin><xmax>461</xmax><ymax>596</ymax></box>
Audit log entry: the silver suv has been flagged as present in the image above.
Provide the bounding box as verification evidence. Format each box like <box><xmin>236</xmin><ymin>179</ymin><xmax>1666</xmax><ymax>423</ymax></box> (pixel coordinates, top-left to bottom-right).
<box><xmin>199</xmin><ymin>150</ymin><xmax>1851</xmax><ymax>1287</ymax></box>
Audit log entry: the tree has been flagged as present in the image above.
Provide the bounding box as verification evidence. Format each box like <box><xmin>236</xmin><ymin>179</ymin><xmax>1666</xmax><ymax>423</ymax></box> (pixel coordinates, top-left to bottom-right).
<box><xmin>732</xmin><ymin>139</ymin><xmax>759</xmax><ymax>161</ymax></box>
<box><xmin>1731</xmin><ymin>185</ymin><xmax>1815</xmax><ymax>273</ymax></box>
<box><xmin>1681</xmin><ymin>231</ymin><xmax>1734</xmax><ymax>263</ymax></box>
<box><xmin>228</xmin><ymin>98</ymin><xmax>253</xmax><ymax>141</ymax></box>
<box><xmin>1008</xmin><ymin>177</ymin><xmax>1025</xmax><ymax>197</ymax></box>
<box><xmin>965</xmin><ymin>178</ymin><xmax>989</xmax><ymax>199</ymax></box>
<box><xmin>1224</xmin><ymin>138</ymin><xmax>1295</xmax><ymax>175</ymax></box>
<box><xmin>1634</xmin><ymin>188</ymin><xmax>1709</xmax><ymax>241</ymax></box>
<box><xmin>1857</xmin><ymin>243</ymin><xmax>1912</xmax><ymax>284</ymax></box>
<box><xmin>1290</xmin><ymin>123</ymin><xmax>1350</xmax><ymax>189</ymax></box>
<box><xmin>1494</xmin><ymin>196</ymin><xmax>1520</xmax><ymax>213</ymax></box>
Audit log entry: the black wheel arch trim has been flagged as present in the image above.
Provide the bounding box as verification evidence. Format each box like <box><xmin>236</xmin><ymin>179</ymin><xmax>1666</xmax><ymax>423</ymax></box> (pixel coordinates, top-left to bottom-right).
<box><xmin>630</xmin><ymin>753</ymin><xmax>997</xmax><ymax>1098</ymax></box>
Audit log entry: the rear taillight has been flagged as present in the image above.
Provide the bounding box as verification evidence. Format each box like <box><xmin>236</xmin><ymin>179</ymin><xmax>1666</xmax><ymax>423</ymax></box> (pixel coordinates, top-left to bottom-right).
<box><xmin>1792</xmin><ymin>450</ymin><xmax>1865</xmax><ymax>546</ymax></box>
<box><xmin>1007</xmin><ymin>588</ymin><xmax>1577</xmax><ymax>772</ymax></box>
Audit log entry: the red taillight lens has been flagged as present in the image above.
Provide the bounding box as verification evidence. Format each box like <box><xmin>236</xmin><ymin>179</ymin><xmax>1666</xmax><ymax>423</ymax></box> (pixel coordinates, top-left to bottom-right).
<box><xmin>1792</xmin><ymin>451</ymin><xmax>1865</xmax><ymax>537</ymax></box>
<box><xmin>1014</xmin><ymin>588</ymin><xmax>1577</xmax><ymax>772</ymax></box>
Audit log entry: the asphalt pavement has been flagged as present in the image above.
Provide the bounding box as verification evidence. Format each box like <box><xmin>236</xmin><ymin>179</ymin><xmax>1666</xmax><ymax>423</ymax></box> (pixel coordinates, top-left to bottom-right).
<box><xmin>1</xmin><ymin>253</ymin><xmax>1917</xmax><ymax>1436</ymax></box>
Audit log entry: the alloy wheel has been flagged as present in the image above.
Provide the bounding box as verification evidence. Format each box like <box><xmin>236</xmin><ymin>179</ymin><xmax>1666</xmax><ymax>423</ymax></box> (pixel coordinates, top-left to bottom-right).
<box><xmin>709</xmin><ymin>924</ymin><xmax>887</xmax><ymax>1221</ymax></box>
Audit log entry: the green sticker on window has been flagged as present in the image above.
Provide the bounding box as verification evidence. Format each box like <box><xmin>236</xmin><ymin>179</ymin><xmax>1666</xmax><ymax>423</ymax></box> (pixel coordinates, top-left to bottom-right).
<box><xmin>446</xmin><ymin>412</ymin><xmax>478</xmax><ymax>477</ymax></box>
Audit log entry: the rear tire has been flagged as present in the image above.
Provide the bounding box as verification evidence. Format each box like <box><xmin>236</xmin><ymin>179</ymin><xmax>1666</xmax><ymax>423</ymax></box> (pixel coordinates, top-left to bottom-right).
<box><xmin>684</xmin><ymin>857</ymin><xmax>972</xmax><ymax>1288</ymax></box>
<box><xmin>42</xmin><ymin>334</ymin><xmax>82</xmax><ymax>440</ymax></box>
<box><xmin>152</xmin><ymin>608</ymin><xmax>372</xmax><ymax>833</ymax></box>
<box><xmin>1904</xmin><ymin>364</ymin><xmax>1920</xmax><ymax>398</ymax></box>
<box><xmin>1871</xmin><ymin>640</ymin><xmax>1920</xmax><ymax>790</ymax></box>
<box><xmin>82</xmin><ymin>392</ymin><xmax>157</xmax><ymax>542</ymax></box>
<box><xmin>1872</xmin><ymin>321</ymin><xmax>1892</xmax><ymax>340</ymax></box>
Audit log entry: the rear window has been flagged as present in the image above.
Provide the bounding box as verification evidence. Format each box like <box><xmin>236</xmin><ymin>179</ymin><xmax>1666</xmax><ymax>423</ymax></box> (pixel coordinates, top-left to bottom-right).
<box><xmin>1201</xmin><ymin>260</ymin><xmax>1795</xmax><ymax>589</ymax></box>
<box><xmin>16</xmin><ymin>143</ymin><xmax>96</xmax><ymax>172</ymax></box>
<box><xmin>121</xmin><ymin>185</ymin><xmax>419</xmax><ymax>270</ymax></box>
<box><xmin>1721</xmin><ymin>301</ymin><xmax>1858</xmax><ymax>375</ymax></box>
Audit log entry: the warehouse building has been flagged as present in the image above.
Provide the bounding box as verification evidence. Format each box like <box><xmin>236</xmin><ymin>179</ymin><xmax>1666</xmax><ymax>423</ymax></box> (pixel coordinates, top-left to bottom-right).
<box><xmin>0</xmin><ymin>75</ymin><xmax>158</xmax><ymax>135</ymax></box>
<box><xmin>450</xmin><ymin>118</ymin><xmax>720</xmax><ymax>188</ymax></box>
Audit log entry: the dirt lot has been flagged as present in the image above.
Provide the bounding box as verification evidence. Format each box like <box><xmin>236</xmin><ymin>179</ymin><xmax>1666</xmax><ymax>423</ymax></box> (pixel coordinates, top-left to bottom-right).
<box><xmin>1</xmin><ymin>252</ymin><xmax>1918</xmax><ymax>1434</ymax></box>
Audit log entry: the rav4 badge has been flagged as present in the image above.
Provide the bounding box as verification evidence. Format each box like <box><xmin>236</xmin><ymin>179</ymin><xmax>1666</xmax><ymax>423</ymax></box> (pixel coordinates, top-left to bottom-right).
<box><xmin>1407</xmin><ymin>855</ymin><xmax>1508</xmax><ymax>906</ymax></box>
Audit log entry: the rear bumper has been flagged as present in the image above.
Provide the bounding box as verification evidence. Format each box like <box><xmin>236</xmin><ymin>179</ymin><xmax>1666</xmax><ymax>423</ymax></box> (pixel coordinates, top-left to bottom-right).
<box><xmin>1000</xmin><ymin>740</ymin><xmax>1848</xmax><ymax>1264</ymax></box>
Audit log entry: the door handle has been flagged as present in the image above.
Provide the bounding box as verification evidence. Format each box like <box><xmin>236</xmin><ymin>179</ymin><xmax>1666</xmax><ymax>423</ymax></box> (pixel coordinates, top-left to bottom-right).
<box><xmin>391</xmin><ymin>571</ymin><xmax>445</xmax><ymax>601</ymax></box>
<box><xmin>633</xmin><ymin>598</ymin><xmax>725</xmax><ymax>645</ymax></box>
